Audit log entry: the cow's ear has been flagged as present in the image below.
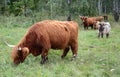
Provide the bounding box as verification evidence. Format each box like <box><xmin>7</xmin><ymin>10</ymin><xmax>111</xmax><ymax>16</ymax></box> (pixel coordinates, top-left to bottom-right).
<box><xmin>22</xmin><ymin>47</ymin><xmax>29</xmax><ymax>56</ymax></box>
<box><xmin>85</xmin><ymin>17</ymin><xmax>87</xmax><ymax>20</ymax></box>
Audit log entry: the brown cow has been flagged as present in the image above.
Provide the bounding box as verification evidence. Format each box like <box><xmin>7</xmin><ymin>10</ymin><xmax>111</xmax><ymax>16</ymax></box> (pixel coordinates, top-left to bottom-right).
<box><xmin>80</xmin><ymin>16</ymin><xmax>104</xmax><ymax>30</ymax></box>
<box><xmin>95</xmin><ymin>16</ymin><xmax>104</xmax><ymax>21</ymax></box>
<box><xmin>11</xmin><ymin>20</ymin><xmax>79</xmax><ymax>65</ymax></box>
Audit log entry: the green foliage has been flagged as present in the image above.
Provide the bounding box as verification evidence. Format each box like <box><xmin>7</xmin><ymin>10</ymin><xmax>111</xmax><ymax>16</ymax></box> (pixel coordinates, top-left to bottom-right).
<box><xmin>10</xmin><ymin>1</ymin><xmax>23</xmax><ymax>16</ymax></box>
<box><xmin>1</xmin><ymin>0</ymin><xmax>119</xmax><ymax>17</ymax></box>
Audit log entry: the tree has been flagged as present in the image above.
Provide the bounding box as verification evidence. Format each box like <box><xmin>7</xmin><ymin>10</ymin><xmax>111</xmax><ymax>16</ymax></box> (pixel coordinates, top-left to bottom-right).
<box><xmin>113</xmin><ymin>0</ymin><xmax>119</xmax><ymax>22</ymax></box>
<box><xmin>0</xmin><ymin>0</ymin><xmax>119</xmax><ymax>18</ymax></box>
<box><xmin>98</xmin><ymin>0</ymin><xmax>102</xmax><ymax>15</ymax></box>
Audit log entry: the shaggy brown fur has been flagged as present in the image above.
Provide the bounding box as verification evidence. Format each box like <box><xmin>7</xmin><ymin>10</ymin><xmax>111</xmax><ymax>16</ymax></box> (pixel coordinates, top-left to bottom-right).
<box><xmin>11</xmin><ymin>20</ymin><xmax>79</xmax><ymax>65</ymax></box>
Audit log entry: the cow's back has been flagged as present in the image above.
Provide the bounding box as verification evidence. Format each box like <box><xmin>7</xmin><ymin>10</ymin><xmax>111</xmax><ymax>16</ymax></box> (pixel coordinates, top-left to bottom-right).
<box><xmin>45</xmin><ymin>20</ymin><xmax>71</xmax><ymax>49</ymax></box>
<box><xmin>63</xmin><ymin>21</ymin><xmax>79</xmax><ymax>42</ymax></box>
<box><xmin>29</xmin><ymin>20</ymin><xmax>78</xmax><ymax>49</ymax></box>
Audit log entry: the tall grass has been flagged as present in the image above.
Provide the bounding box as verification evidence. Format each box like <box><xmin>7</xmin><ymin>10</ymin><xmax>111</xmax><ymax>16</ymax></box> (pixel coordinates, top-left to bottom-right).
<box><xmin>0</xmin><ymin>14</ymin><xmax>71</xmax><ymax>28</ymax></box>
<box><xmin>0</xmin><ymin>15</ymin><xmax>120</xmax><ymax>77</ymax></box>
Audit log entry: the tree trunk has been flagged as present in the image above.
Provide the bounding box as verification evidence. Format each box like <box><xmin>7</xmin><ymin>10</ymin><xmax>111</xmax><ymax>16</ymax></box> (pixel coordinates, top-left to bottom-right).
<box><xmin>67</xmin><ymin>0</ymin><xmax>70</xmax><ymax>15</ymax></box>
<box><xmin>98</xmin><ymin>0</ymin><xmax>102</xmax><ymax>15</ymax></box>
<box><xmin>3</xmin><ymin>0</ymin><xmax>7</xmax><ymax>15</ymax></box>
<box><xmin>24</xmin><ymin>0</ymin><xmax>27</xmax><ymax>17</ymax></box>
<box><xmin>50</xmin><ymin>2</ymin><xmax>53</xmax><ymax>19</ymax></box>
<box><xmin>113</xmin><ymin>0</ymin><xmax>119</xmax><ymax>22</ymax></box>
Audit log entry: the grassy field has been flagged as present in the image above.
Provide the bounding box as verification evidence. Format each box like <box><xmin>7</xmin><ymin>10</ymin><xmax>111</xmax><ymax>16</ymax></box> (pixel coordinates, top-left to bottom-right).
<box><xmin>0</xmin><ymin>16</ymin><xmax>120</xmax><ymax>77</ymax></box>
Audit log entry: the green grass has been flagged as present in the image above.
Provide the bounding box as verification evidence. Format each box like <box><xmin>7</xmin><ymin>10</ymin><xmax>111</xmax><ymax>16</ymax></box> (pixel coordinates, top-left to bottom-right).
<box><xmin>0</xmin><ymin>16</ymin><xmax>120</xmax><ymax>77</ymax></box>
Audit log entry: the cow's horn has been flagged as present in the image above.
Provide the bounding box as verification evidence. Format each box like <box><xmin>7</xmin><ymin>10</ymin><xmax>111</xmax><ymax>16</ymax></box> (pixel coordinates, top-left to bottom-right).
<box><xmin>4</xmin><ymin>41</ymin><xmax>15</xmax><ymax>47</ymax></box>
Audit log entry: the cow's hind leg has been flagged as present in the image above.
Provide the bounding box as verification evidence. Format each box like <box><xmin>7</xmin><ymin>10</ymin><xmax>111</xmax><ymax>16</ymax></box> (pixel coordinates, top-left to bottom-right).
<box><xmin>71</xmin><ymin>41</ymin><xmax>78</xmax><ymax>60</ymax></box>
<box><xmin>98</xmin><ymin>32</ymin><xmax>100</xmax><ymax>38</ymax></box>
<box><xmin>61</xmin><ymin>46</ymin><xmax>70</xmax><ymax>59</ymax></box>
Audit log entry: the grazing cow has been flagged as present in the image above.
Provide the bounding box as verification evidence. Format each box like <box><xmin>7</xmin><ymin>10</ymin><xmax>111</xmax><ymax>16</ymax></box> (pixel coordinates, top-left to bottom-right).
<box><xmin>98</xmin><ymin>22</ymin><xmax>111</xmax><ymax>38</ymax></box>
<box><xmin>10</xmin><ymin>20</ymin><xmax>79</xmax><ymax>65</ymax></box>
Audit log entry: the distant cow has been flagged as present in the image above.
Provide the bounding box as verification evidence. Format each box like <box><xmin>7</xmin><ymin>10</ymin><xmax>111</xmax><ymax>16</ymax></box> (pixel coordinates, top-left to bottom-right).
<box><xmin>81</xmin><ymin>17</ymin><xmax>96</xmax><ymax>30</ymax></box>
<box><xmin>103</xmin><ymin>15</ymin><xmax>108</xmax><ymax>21</ymax></box>
<box><xmin>98</xmin><ymin>22</ymin><xmax>111</xmax><ymax>38</ymax></box>
<box><xmin>10</xmin><ymin>20</ymin><xmax>79</xmax><ymax>65</ymax></box>
<box><xmin>94</xmin><ymin>16</ymin><xmax>104</xmax><ymax>21</ymax></box>
<box><xmin>80</xmin><ymin>16</ymin><xmax>104</xmax><ymax>30</ymax></box>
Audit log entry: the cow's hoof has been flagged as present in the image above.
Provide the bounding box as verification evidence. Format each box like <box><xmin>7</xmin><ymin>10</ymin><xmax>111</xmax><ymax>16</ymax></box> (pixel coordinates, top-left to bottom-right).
<box><xmin>40</xmin><ymin>58</ymin><xmax>48</xmax><ymax>64</ymax></box>
<box><xmin>71</xmin><ymin>55</ymin><xmax>76</xmax><ymax>61</ymax></box>
<box><xmin>40</xmin><ymin>60</ymin><xmax>45</xmax><ymax>64</ymax></box>
<box><xmin>45</xmin><ymin>57</ymin><xmax>48</xmax><ymax>61</ymax></box>
<box><xmin>71</xmin><ymin>57</ymin><xmax>75</xmax><ymax>61</ymax></box>
<box><xmin>61</xmin><ymin>55</ymin><xmax>65</xmax><ymax>59</ymax></box>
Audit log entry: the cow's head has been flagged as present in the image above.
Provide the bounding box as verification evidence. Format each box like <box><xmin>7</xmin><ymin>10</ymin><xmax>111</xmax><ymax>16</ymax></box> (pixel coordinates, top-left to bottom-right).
<box><xmin>11</xmin><ymin>46</ymin><xmax>29</xmax><ymax>65</ymax></box>
<box><xmin>80</xmin><ymin>16</ymin><xmax>88</xmax><ymax>22</ymax></box>
<box><xmin>99</xmin><ymin>23</ymin><xmax>104</xmax><ymax>32</ymax></box>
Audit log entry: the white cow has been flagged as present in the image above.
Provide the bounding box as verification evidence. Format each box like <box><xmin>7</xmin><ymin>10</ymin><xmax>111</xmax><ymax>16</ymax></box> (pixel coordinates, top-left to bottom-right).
<box><xmin>98</xmin><ymin>22</ymin><xmax>111</xmax><ymax>38</ymax></box>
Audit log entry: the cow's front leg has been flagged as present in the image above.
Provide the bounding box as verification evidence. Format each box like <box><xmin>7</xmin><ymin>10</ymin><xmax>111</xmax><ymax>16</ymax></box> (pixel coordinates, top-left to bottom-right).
<box><xmin>40</xmin><ymin>49</ymin><xmax>48</xmax><ymax>64</ymax></box>
<box><xmin>84</xmin><ymin>26</ymin><xmax>86</xmax><ymax>30</ymax></box>
<box><xmin>101</xmin><ymin>32</ymin><xmax>104</xmax><ymax>38</ymax></box>
<box><xmin>91</xmin><ymin>25</ymin><xmax>93</xmax><ymax>29</ymax></box>
<box><xmin>41</xmin><ymin>55</ymin><xmax>48</xmax><ymax>64</ymax></box>
<box><xmin>106</xmin><ymin>33</ymin><xmax>109</xmax><ymax>38</ymax></box>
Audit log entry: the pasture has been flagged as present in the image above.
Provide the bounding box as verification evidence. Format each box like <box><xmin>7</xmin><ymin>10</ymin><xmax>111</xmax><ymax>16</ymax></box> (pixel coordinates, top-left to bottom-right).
<box><xmin>0</xmin><ymin>16</ymin><xmax>120</xmax><ymax>77</ymax></box>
